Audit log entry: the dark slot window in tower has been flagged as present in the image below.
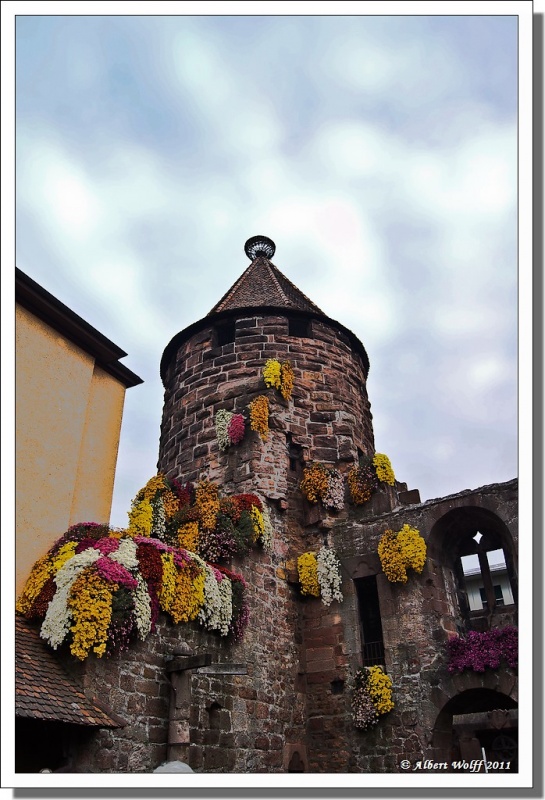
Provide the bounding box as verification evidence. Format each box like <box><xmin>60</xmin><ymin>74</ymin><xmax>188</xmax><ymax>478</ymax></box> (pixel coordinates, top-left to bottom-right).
<box><xmin>354</xmin><ymin>576</ymin><xmax>385</xmax><ymax>667</ymax></box>
<box><xmin>215</xmin><ymin>320</ymin><xmax>236</xmax><ymax>347</ymax></box>
<box><xmin>287</xmin><ymin>315</ymin><xmax>311</xmax><ymax>339</ymax></box>
<box><xmin>286</xmin><ymin>433</ymin><xmax>304</xmax><ymax>473</ymax></box>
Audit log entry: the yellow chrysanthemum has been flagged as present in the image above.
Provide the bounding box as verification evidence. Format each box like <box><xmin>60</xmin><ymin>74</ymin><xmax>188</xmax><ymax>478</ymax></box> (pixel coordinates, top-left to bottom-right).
<box><xmin>297</xmin><ymin>552</ymin><xmax>320</xmax><ymax>597</ymax></box>
<box><xmin>162</xmin><ymin>489</ymin><xmax>180</xmax><ymax>518</ymax></box>
<box><xmin>263</xmin><ymin>359</ymin><xmax>282</xmax><ymax>391</ymax></box>
<box><xmin>373</xmin><ymin>453</ymin><xmax>395</xmax><ymax>486</ymax></box>
<box><xmin>300</xmin><ymin>463</ymin><xmax>329</xmax><ymax>504</ymax></box>
<box><xmin>68</xmin><ymin>569</ymin><xmax>115</xmax><ymax>660</ymax></box>
<box><xmin>16</xmin><ymin>554</ymin><xmax>53</xmax><ymax>615</ymax></box>
<box><xmin>158</xmin><ymin>552</ymin><xmax>177</xmax><ymax>613</ymax></box>
<box><xmin>280</xmin><ymin>361</ymin><xmax>294</xmax><ymax>401</ymax></box>
<box><xmin>250</xmin><ymin>506</ymin><xmax>265</xmax><ymax>543</ymax></box>
<box><xmin>127</xmin><ymin>498</ymin><xmax>153</xmax><ymax>537</ymax></box>
<box><xmin>249</xmin><ymin>395</ymin><xmax>269</xmax><ymax>441</ymax></box>
<box><xmin>169</xmin><ymin>565</ymin><xmax>206</xmax><ymax>624</ymax></box>
<box><xmin>397</xmin><ymin>524</ymin><xmax>427</xmax><ymax>574</ymax></box>
<box><xmin>177</xmin><ymin>521</ymin><xmax>200</xmax><ymax>552</ymax></box>
<box><xmin>195</xmin><ymin>481</ymin><xmax>220</xmax><ymax>531</ymax></box>
<box><xmin>366</xmin><ymin>666</ymin><xmax>394</xmax><ymax>715</ymax></box>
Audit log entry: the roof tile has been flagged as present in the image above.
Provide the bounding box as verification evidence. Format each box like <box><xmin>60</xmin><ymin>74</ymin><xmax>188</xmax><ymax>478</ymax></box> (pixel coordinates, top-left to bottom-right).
<box><xmin>15</xmin><ymin>616</ymin><xmax>124</xmax><ymax>728</ymax></box>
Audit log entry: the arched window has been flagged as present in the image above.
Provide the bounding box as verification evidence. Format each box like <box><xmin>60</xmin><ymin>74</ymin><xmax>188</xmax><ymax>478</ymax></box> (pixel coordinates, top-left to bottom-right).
<box><xmin>428</xmin><ymin>506</ymin><xmax>517</xmax><ymax>631</ymax></box>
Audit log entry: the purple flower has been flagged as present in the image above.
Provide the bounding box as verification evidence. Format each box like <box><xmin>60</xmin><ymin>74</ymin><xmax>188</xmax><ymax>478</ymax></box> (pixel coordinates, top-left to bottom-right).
<box><xmin>447</xmin><ymin>627</ymin><xmax>518</xmax><ymax>674</ymax></box>
<box><xmin>95</xmin><ymin>557</ymin><xmax>138</xmax><ymax>589</ymax></box>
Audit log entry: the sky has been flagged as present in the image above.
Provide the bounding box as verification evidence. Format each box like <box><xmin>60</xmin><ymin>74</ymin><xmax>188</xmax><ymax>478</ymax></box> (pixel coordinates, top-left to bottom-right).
<box><xmin>12</xmin><ymin>4</ymin><xmax>524</xmax><ymax>530</ymax></box>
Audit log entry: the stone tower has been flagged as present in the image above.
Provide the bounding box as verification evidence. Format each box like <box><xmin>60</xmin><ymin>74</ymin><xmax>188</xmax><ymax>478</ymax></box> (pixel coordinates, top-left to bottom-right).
<box><xmin>159</xmin><ymin>234</ymin><xmax>374</xmax><ymax>489</ymax></box>
<box><xmin>155</xmin><ymin>235</ymin><xmax>376</xmax><ymax>771</ymax></box>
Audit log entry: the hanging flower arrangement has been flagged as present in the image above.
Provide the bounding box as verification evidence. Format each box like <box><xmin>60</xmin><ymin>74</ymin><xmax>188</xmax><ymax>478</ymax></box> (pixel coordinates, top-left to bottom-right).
<box><xmin>296</xmin><ymin>546</ymin><xmax>343</xmax><ymax>605</ymax></box>
<box><xmin>300</xmin><ymin>463</ymin><xmax>345</xmax><ymax>510</ymax></box>
<box><xmin>351</xmin><ymin>666</ymin><xmax>394</xmax><ymax>730</ymax></box>
<box><xmin>262</xmin><ymin>358</ymin><xmax>295</xmax><ymax>401</ymax></box>
<box><xmin>347</xmin><ymin>459</ymin><xmax>379</xmax><ymax>505</ymax></box>
<box><xmin>16</xmin><ymin>523</ymin><xmax>250</xmax><ymax>659</ymax></box>
<box><xmin>446</xmin><ymin>626</ymin><xmax>518</xmax><ymax>674</ymax></box>
<box><xmin>215</xmin><ymin>410</ymin><xmax>247</xmax><ymax>451</ymax></box>
<box><xmin>249</xmin><ymin>395</ymin><xmax>269</xmax><ymax>441</ymax></box>
<box><xmin>377</xmin><ymin>524</ymin><xmax>427</xmax><ymax>583</ymax></box>
<box><xmin>372</xmin><ymin>453</ymin><xmax>395</xmax><ymax>486</ymax></box>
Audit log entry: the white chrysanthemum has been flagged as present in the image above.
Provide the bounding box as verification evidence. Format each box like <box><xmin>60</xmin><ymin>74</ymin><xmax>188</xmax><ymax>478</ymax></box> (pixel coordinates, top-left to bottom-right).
<box><xmin>316</xmin><ymin>546</ymin><xmax>343</xmax><ymax>606</ymax></box>
<box><xmin>40</xmin><ymin>547</ymin><xmax>101</xmax><ymax>649</ymax></box>
<box><xmin>192</xmin><ymin>557</ymin><xmax>230</xmax><ymax>636</ymax></box>
<box><xmin>259</xmin><ymin>500</ymin><xmax>274</xmax><ymax>552</ymax></box>
<box><xmin>109</xmin><ymin>537</ymin><xmax>139</xmax><ymax>569</ymax></box>
<box><xmin>216</xmin><ymin>577</ymin><xmax>233</xmax><ymax>637</ymax></box>
<box><xmin>323</xmin><ymin>469</ymin><xmax>345</xmax><ymax>511</ymax></box>
<box><xmin>133</xmin><ymin>573</ymin><xmax>152</xmax><ymax>640</ymax></box>
<box><xmin>215</xmin><ymin>409</ymin><xmax>234</xmax><ymax>451</ymax></box>
<box><xmin>151</xmin><ymin>496</ymin><xmax>166</xmax><ymax>541</ymax></box>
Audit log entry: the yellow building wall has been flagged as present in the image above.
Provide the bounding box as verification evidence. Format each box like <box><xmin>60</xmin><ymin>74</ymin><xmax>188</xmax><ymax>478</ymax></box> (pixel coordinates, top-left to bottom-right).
<box><xmin>16</xmin><ymin>304</ymin><xmax>127</xmax><ymax>596</ymax></box>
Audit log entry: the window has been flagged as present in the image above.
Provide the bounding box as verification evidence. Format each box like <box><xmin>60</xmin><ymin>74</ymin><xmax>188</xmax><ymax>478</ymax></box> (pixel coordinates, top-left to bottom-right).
<box><xmin>287</xmin><ymin>316</ymin><xmax>311</xmax><ymax>338</ymax></box>
<box><xmin>459</xmin><ymin>536</ymin><xmax>515</xmax><ymax>613</ymax></box>
<box><xmin>215</xmin><ymin>320</ymin><xmax>236</xmax><ymax>346</ymax></box>
<box><xmin>354</xmin><ymin>576</ymin><xmax>385</xmax><ymax>666</ymax></box>
<box><xmin>286</xmin><ymin>433</ymin><xmax>303</xmax><ymax>473</ymax></box>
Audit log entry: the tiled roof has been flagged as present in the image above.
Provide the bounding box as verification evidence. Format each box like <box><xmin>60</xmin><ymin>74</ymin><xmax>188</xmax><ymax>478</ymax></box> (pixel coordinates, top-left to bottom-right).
<box><xmin>208</xmin><ymin>256</ymin><xmax>324</xmax><ymax>315</ymax></box>
<box><xmin>15</xmin><ymin>616</ymin><xmax>123</xmax><ymax>727</ymax></box>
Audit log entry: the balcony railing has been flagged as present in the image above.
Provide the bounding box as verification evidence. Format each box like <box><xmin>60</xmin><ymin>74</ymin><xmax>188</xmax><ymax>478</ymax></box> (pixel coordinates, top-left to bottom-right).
<box><xmin>361</xmin><ymin>640</ymin><xmax>385</xmax><ymax>667</ymax></box>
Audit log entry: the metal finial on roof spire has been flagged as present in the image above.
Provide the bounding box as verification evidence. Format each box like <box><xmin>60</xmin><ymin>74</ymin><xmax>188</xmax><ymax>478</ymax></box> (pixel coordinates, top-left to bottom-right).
<box><xmin>244</xmin><ymin>235</ymin><xmax>276</xmax><ymax>261</ymax></box>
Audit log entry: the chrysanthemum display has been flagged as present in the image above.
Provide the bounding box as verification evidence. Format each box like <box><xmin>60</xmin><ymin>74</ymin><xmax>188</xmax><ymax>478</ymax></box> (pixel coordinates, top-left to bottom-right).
<box><xmin>16</xmin><ymin>523</ymin><xmax>249</xmax><ymax>659</ymax></box>
<box><xmin>300</xmin><ymin>463</ymin><xmax>346</xmax><ymax>510</ymax></box>
<box><xmin>372</xmin><ymin>453</ymin><xmax>395</xmax><ymax>486</ymax></box>
<box><xmin>215</xmin><ymin>410</ymin><xmax>247</xmax><ymax>450</ymax></box>
<box><xmin>351</xmin><ymin>666</ymin><xmax>394</xmax><ymax>730</ymax></box>
<box><xmin>446</xmin><ymin>626</ymin><xmax>518</xmax><ymax>674</ymax></box>
<box><xmin>316</xmin><ymin>546</ymin><xmax>344</xmax><ymax>605</ymax></box>
<box><xmin>347</xmin><ymin>460</ymin><xmax>379</xmax><ymax>505</ymax></box>
<box><xmin>297</xmin><ymin>546</ymin><xmax>343</xmax><ymax>605</ymax></box>
<box><xmin>249</xmin><ymin>395</ymin><xmax>269</xmax><ymax>441</ymax></box>
<box><xmin>215</xmin><ymin>409</ymin><xmax>233</xmax><ymax>451</ymax></box>
<box><xmin>15</xmin><ymin>473</ymin><xmax>277</xmax><ymax>659</ymax></box>
<box><xmin>377</xmin><ymin>524</ymin><xmax>427</xmax><ymax>583</ymax></box>
<box><xmin>262</xmin><ymin>358</ymin><xmax>282</xmax><ymax>391</ymax></box>
<box><xmin>300</xmin><ymin>463</ymin><xmax>330</xmax><ymax>504</ymax></box>
<box><xmin>297</xmin><ymin>552</ymin><xmax>320</xmax><ymax>597</ymax></box>
<box><xmin>262</xmin><ymin>358</ymin><xmax>295</xmax><ymax>401</ymax></box>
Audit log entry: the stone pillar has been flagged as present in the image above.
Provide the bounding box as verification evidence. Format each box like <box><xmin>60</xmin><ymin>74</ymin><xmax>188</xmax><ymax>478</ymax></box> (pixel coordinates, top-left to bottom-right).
<box><xmin>165</xmin><ymin>652</ymin><xmax>212</xmax><ymax>764</ymax></box>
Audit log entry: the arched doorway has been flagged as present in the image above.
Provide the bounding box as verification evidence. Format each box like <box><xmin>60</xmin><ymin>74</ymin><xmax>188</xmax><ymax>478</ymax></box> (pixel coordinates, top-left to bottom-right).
<box><xmin>432</xmin><ymin>688</ymin><xmax>518</xmax><ymax>772</ymax></box>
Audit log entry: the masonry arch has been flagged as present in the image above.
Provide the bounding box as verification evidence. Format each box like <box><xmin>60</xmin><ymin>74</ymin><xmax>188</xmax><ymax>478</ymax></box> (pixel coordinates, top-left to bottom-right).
<box><xmin>432</xmin><ymin>686</ymin><xmax>518</xmax><ymax>771</ymax></box>
<box><xmin>428</xmin><ymin>506</ymin><xmax>517</xmax><ymax>629</ymax></box>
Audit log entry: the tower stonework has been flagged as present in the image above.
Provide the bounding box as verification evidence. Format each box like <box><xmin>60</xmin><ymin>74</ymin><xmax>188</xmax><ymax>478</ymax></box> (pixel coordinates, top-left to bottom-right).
<box><xmin>36</xmin><ymin>237</ymin><xmax>517</xmax><ymax>774</ymax></box>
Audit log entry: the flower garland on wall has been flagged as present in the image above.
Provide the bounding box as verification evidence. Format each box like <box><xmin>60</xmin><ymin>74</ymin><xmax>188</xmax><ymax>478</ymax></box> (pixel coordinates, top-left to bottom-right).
<box><xmin>213</xmin><ymin>359</ymin><xmax>295</xmax><ymax>452</ymax></box>
<box><xmin>347</xmin><ymin>453</ymin><xmax>396</xmax><ymax>506</ymax></box>
<box><xmin>296</xmin><ymin>546</ymin><xmax>343</xmax><ymax>605</ymax></box>
<box><xmin>377</xmin><ymin>524</ymin><xmax>427</xmax><ymax>583</ymax></box>
<box><xmin>347</xmin><ymin>458</ymin><xmax>379</xmax><ymax>505</ymax></box>
<box><xmin>249</xmin><ymin>395</ymin><xmax>269</xmax><ymax>441</ymax></box>
<box><xmin>446</xmin><ymin>626</ymin><xmax>518</xmax><ymax>674</ymax></box>
<box><xmin>351</xmin><ymin>666</ymin><xmax>394</xmax><ymax>730</ymax></box>
<box><xmin>263</xmin><ymin>358</ymin><xmax>294</xmax><ymax>401</ymax></box>
<box><xmin>16</xmin><ymin>473</ymin><xmax>277</xmax><ymax>659</ymax></box>
<box><xmin>299</xmin><ymin>463</ymin><xmax>345</xmax><ymax>511</ymax></box>
<box><xmin>16</xmin><ymin>523</ymin><xmax>249</xmax><ymax>659</ymax></box>
<box><xmin>372</xmin><ymin>453</ymin><xmax>395</xmax><ymax>486</ymax></box>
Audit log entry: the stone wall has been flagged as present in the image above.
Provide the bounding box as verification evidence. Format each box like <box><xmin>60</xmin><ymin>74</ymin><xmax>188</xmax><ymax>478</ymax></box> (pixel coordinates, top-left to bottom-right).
<box><xmin>296</xmin><ymin>479</ymin><xmax>518</xmax><ymax>772</ymax></box>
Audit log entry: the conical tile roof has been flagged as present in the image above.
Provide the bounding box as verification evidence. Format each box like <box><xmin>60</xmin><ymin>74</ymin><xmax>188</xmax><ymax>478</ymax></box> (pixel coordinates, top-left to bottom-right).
<box><xmin>208</xmin><ymin>256</ymin><xmax>324</xmax><ymax>316</ymax></box>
